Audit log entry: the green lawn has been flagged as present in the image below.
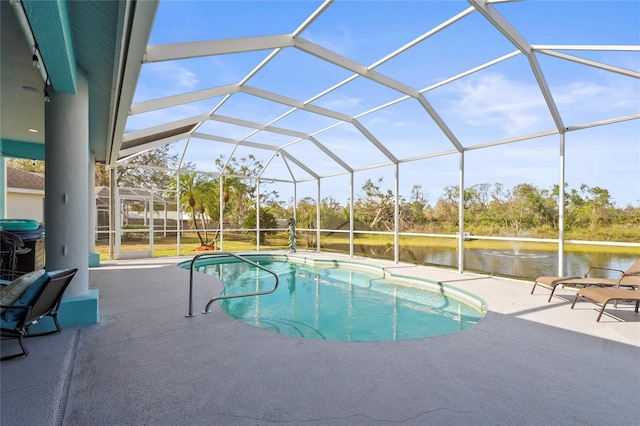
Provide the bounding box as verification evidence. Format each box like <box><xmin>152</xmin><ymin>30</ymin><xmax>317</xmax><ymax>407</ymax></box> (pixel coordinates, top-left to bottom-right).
<box><xmin>96</xmin><ymin>231</ymin><xmax>640</xmax><ymax>260</ymax></box>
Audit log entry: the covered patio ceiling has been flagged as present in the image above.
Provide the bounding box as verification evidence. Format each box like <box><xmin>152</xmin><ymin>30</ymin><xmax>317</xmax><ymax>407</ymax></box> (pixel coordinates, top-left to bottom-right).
<box><xmin>115</xmin><ymin>0</ymin><xmax>639</xmax><ymax>187</ymax></box>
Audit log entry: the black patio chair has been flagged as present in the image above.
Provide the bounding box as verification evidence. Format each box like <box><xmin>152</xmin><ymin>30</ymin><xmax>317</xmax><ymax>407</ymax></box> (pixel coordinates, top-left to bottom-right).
<box><xmin>1</xmin><ymin>268</ymin><xmax>78</xmax><ymax>360</ymax></box>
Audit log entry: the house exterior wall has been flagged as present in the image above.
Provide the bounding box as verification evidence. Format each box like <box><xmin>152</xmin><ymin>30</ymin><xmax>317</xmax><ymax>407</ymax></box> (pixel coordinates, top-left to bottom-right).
<box><xmin>6</xmin><ymin>189</ymin><xmax>44</xmax><ymax>222</ymax></box>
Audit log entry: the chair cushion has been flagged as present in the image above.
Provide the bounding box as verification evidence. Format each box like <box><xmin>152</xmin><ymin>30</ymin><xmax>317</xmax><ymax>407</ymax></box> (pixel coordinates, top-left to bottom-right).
<box><xmin>0</xmin><ymin>269</ymin><xmax>45</xmax><ymax>314</ymax></box>
<box><xmin>0</xmin><ymin>316</ymin><xmax>19</xmax><ymax>331</ymax></box>
<box><xmin>2</xmin><ymin>271</ymin><xmax>52</xmax><ymax>323</ymax></box>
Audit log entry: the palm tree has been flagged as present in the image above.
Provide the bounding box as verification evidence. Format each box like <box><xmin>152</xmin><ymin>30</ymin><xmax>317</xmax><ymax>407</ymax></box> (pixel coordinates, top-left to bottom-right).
<box><xmin>165</xmin><ymin>172</ymin><xmax>215</xmax><ymax>248</ymax></box>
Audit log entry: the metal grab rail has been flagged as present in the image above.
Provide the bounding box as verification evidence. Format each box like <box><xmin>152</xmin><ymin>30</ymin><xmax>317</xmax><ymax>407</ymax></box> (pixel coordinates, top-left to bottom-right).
<box><xmin>186</xmin><ymin>252</ymin><xmax>279</xmax><ymax>317</ymax></box>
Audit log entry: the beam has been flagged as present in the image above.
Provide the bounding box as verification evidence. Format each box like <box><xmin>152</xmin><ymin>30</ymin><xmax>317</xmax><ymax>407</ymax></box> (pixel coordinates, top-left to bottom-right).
<box><xmin>119</xmin><ymin>133</ymin><xmax>188</xmax><ymax>159</ymax></box>
<box><xmin>210</xmin><ymin>114</ymin><xmax>309</xmax><ymax>139</ymax></box>
<box><xmin>130</xmin><ymin>84</ymin><xmax>240</xmax><ymax>115</ymax></box>
<box><xmin>352</xmin><ymin>120</ymin><xmax>398</xmax><ymax>163</ymax></box>
<box><xmin>144</xmin><ymin>34</ymin><xmax>295</xmax><ymax>63</ymax></box>
<box><xmin>108</xmin><ymin>0</ymin><xmax>159</xmax><ymax>165</ymax></box>
<box><xmin>416</xmin><ymin>94</ymin><xmax>464</xmax><ymax>152</ymax></box>
<box><xmin>121</xmin><ymin>113</ymin><xmax>209</xmax><ymax>142</ymax></box>
<box><xmin>308</xmin><ymin>136</ymin><xmax>353</xmax><ymax>172</ymax></box>
<box><xmin>294</xmin><ymin>37</ymin><xmax>419</xmax><ymax>98</ymax></box>
<box><xmin>242</xmin><ymin>86</ymin><xmax>352</xmax><ymax>122</ymax></box>
<box><xmin>0</xmin><ymin>139</ymin><xmax>45</xmax><ymax>160</ymax></box>
<box><xmin>21</xmin><ymin>0</ymin><xmax>77</xmax><ymax>94</ymax></box>
<box><xmin>535</xmin><ymin>49</ymin><xmax>640</xmax><ymax>79</ymax></box>
<box><xmin>192</xmin><ymin>132</ymin><xmax>279</xmax><ymax>151</ymax></box>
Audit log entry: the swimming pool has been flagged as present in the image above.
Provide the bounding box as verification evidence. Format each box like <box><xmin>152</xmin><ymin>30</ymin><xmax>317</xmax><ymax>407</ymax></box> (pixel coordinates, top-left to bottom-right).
<box><xmin>184</xmin><ymin>254</ymin><xmax>486</xmax><ymax>341</ymax></box>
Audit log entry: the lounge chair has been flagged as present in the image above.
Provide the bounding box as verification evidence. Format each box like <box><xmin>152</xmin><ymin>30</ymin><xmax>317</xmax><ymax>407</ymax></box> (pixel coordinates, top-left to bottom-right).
<box><xmin>571</xmin><ymin>272</ymin><xmax>640</xmax><ymax>321</ymax></box>
<box><xmin>531</xmin><ymin>258</ymin><xmax>640</xmax><ymax>302</ymax></box>
<box><xmin>0</xmin><ymin>268</ymin><xmax>78</xmax><ymax>360</ymax></box>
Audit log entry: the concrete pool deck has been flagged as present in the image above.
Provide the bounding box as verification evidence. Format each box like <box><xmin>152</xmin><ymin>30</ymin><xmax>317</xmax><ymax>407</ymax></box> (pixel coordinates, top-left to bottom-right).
<box><xmin>2</xmin><ymin>251</ymin><xmax>639</xmax><ymax>425</ymax></box>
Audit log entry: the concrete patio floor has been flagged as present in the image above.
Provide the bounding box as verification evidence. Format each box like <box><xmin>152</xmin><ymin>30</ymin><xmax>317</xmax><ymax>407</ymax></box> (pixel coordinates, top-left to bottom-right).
<box><xmin>2</xmin><ymin>251</ymin><xmax>639</xmax><ymax>425</ymax></box>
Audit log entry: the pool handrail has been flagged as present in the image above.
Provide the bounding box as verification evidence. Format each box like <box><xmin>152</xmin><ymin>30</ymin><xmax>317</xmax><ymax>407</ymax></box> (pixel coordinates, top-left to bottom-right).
<box><xmin>186</xmin><ymin>252</ymin><xmax>279</xmax><ymax>317</ymax></box>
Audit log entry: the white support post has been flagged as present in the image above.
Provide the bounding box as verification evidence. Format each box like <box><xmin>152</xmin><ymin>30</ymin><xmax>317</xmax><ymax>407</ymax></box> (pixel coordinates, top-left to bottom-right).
<box><xmin>558</xmin><ymin>133</ymin><xmax>566</xmax><ymax>276</ymax></box>
<box><xmin>114</xmin><ymin>187</ymin><xmax>121</xmax><ymax>259</ymax></box>
<box><xmin>394</xmin><ymin>163</ymin><xmax>400</xmax><ymax>264</ymax></box>
<box><xmin>149</xmin><ymin>197</ymin><xmax>154</xmax><ymax>256</ymax></box>
<box><xmin>293</xmin><ymin>181</ymin><xmax>297</xmax><ymax>224</ymax></box>
<box><xmin>458</xmin><ymin>151</ymin><xmax>465</xmax><ymax>274</ymax></box>
<box><xmin>109</xmin><ymin>166</ymin><xmax>116</xmax><ymax>260</ymax></box>
<box><xmin>219</xmin><ymin>175</ymin><xmax>224</xmax><ymax>250</ymax></box>
<box><xmin>163</xmin><ymin>200</ymin><xmax>167</xmax><ymax>238</ymax></box>
<box><xmin>176</xmin><ymin>171</ymin><xmax>181</xmax><ymax>256</ymax></box>
<box><xmin>350</xmin><ymin>172</ymin><xmax>354</xmax><ymax>258</ymax></box>
<box><xmin>316</xmin><ymin>179</ymin><xmax>321</xmax><ymax>252</ymax></box>
<box><xmin>256</xmin><ymin>179</ymin><xmax>260</xmax><ymax>251</ymax></box>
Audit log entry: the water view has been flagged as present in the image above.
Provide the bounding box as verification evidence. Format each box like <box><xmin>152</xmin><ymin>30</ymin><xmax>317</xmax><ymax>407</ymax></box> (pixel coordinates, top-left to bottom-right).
<box><xmin>321</xmin><ymin>243</ymin><xmax>638</xmax><ymax>281</ymax></box>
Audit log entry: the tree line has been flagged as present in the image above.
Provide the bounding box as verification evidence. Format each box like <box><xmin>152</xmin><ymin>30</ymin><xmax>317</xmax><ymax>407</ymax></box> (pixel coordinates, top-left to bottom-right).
<box><xmin>9</xmin><ymin>149</ymin><xmax>639</xmax><ymax>243</ymax></box>
<box><xmin>333</xmin><ymin>178</ymin><xmax>639</xmax><ymax>241</ymax></box>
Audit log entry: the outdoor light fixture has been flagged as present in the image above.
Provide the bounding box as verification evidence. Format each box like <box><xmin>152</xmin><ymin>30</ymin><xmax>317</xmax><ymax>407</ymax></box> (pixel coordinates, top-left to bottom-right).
<box><xmin>32</xmin><ymin>43</ymin><xmax>41</xmax><ymax>68</ymax></box>
<box><xmin>12</xmin><ymin>2</ymin><xmax>50</xmax><ymax>94</ymax></box>
<box><xmin>43</xmin><ymin>81</ymin><xmax>50</xmax><ymax>103</ymax></box>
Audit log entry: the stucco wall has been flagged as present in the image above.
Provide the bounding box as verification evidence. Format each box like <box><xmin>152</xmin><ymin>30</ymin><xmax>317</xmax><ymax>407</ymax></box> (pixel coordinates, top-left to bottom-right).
<box><xmin>6</xmin><ymin>191</ymin><xmax>44</xmax><ymax>222</ymax></box>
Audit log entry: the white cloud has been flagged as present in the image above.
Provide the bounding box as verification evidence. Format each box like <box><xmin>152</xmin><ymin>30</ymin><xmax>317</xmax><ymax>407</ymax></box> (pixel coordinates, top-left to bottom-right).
<box><xmin>137</xmin><ymin>62</ymin><xmax>199</xmax><ymax>99</ymax></box>
<box><xmin>160</xmin><ymin>62</ymin><xmax>199</xmax><ymax>89</ymax></box>
<box><xmin>315</xmin><ymin>93</ymin><xmax>363</xmax><ymax>111</ymax></box>
<box><xmin>446</xmin><ymin>73</ymin><xmax>549</xmax><ymax>136</ymax></box>
<box><xmin>554</xmin><ymin>79</ymin><xmax>639</xmax><ymax>112</ymax></box>
<box><xmin>303</xmin><ymin>26</ymin><xmax>355</xmax><ymax>58</ymax></box>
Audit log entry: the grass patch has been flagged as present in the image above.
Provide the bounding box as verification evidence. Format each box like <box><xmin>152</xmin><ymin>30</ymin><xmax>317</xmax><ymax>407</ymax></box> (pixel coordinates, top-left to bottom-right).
<box><xmin>96</xmin><ymin>231</ymin><xmax>640</xmax><ymax>261</ymax></box>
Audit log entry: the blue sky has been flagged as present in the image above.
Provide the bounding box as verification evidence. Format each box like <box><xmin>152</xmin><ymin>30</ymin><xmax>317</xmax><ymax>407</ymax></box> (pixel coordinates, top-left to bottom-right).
<box><xmin>126</xmin><ymin>1</ymin><xmax>640</xmax><ymax>207</ymax></box>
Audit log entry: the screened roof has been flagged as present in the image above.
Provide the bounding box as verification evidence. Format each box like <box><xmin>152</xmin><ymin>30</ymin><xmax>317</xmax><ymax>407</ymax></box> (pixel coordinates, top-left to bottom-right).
<box><xmin>117</xmin><ymin>0</ymin><xmax>639</xmax><ymax>204</ymax></box>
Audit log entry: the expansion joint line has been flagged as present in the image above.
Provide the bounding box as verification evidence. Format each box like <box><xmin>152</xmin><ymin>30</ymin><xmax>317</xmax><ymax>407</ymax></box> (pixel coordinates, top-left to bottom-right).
<box><xmin>56</xmin><ymin>328</ymin><xmax>82</xmax><ymax>426</ymax></box>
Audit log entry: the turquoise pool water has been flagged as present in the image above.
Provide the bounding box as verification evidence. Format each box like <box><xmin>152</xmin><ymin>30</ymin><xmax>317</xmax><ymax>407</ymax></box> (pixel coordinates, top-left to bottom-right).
<box><xmin>186</xmin><ymin>256</ymin><xmax>486</xmax><ymax>341</ymax></box>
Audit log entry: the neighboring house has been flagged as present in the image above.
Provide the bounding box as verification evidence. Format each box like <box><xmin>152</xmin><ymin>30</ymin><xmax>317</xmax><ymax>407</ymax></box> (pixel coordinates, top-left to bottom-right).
<box><xmin>6</xmin><ymin>168</ymin><xmax>190</xmax><ymax>237</ymax></box>
<box><xmin>5</xmin><ymin>167</ymin><xmax>45</xmax><ymax>223</ymax></box>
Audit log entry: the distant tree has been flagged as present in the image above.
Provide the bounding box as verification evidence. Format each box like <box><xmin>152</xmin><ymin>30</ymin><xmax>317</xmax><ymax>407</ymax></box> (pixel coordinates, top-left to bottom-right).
<box><xmin>507</xmin><ymin>183</ymin><xmax>544</xmax><ymax>230</ymax></box>
<box><xmin>296</xmin><ymin>197</ymin><xmax>317</xmax><ymax>248</ymax></box>
<box><xmin>486</xmin><ymin>183</ymin><xmax>508</xmax><ymax>227</ymax></box>
<box><xmin>266</xmin><ymin>199</ymin><xmax>290</xmax><ymax>221</ymax></box>
<box><xmin>400</xmin><ymin>185</ymin><xmax>430</xmax><ymax>231</ymax></box>
<box><xmin>242</xmin><ymin>207</ymin><xmax>277</xmax><ymax>243</ymax></box>
<box><xmin>354</xmin><ymin>177</ymin><xmax>395</xmax><ymax>231</ymax></box>
<box><xmin>320</xmin><ymin>196</ymin><xmax>349</xmax><ymax>230</ymax></box>
<box><xmin>581</xmin><ymin>185</ymin><xmax>614</xmax><ymax>228</ymax></box>
<box><xmin>116</xmin><ymin>145</ymin><xmax>185</xmax><ymax>190</ymax></box>
<box><xmin>95</xmin><ymin>163</ymin><xmax>110</xmax><ymax>186</ymax></box>
<box><xmin>6</xmin><ymin>158</ymin><xmax>44</xmax><ymax>173</ymax></box>
<box><xmin>214</xmin><ymin>154</ymin><xmax>277</xmax><ymax>227</ymax></box>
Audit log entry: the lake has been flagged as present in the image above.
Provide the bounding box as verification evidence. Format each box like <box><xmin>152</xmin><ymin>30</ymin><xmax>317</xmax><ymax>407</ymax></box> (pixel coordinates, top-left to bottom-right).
<box><xmin>320</xmin><ymin>243</ymin><xmax>638</xmax><ymax>281</ymax></box>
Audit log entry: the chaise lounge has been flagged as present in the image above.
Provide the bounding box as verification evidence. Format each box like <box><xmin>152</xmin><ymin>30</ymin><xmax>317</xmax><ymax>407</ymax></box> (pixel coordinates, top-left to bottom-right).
<box><xmin>571</xmin><ymin>272</ymin><xmax>640</xmax><ymax>321</ymax></box>
<box><xmin>531</xmin><ymin>258</ymin><xmax>640</xmax><ymax>302</ymax></box>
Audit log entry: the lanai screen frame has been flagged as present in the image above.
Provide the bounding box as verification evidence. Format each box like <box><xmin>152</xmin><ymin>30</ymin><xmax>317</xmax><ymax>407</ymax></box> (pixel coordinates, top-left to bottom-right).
<box><xmin>111</xmin><ymin>0</ymin><xmax>640</xmax><ymax>275</ymax></box>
